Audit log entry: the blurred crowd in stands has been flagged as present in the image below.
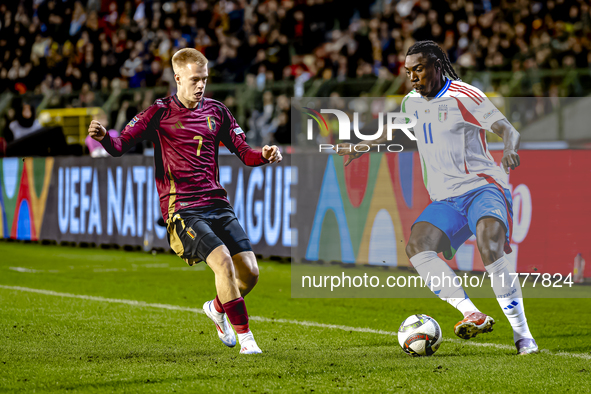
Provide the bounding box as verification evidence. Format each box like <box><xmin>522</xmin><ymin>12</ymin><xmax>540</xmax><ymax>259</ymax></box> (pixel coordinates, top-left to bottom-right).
<box><xmin>1</xmin><ymin>0</ymin><xmax>591</xmax><ymax>150</ymax></box>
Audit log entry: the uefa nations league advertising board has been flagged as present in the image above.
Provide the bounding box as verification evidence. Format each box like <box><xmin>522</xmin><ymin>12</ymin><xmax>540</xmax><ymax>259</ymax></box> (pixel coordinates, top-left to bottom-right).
<box><xmin>0</xmin><ymin>152</ymin><xmax>590</xmax><ymax>277</ymax></box>
<box><xmin>0</xmin><ymin>155</ymin><xmax>295</xmax><ymax>257</ymax></box>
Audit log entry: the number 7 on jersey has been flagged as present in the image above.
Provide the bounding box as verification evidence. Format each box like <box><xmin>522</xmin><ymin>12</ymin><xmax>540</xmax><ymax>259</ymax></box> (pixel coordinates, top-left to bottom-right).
<box><xmin>194</xmin><ymin>136</ymin><xmax>203</xmax><ymax>156</ymax></box>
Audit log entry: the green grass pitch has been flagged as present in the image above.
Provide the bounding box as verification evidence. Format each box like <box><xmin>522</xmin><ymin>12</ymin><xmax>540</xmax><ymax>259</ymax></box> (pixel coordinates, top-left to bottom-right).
<box><xmin>1</xmin><ymin>242</ymin><xmax>590</xmax><ymax>393</ymax></box>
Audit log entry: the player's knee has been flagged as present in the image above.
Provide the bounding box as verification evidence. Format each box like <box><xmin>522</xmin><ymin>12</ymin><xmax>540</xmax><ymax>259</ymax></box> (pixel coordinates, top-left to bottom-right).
<box><xmin>233</xmin><ymin>252</ymin><xmax>259</xmax><ymax>281</ymax></box>
<box><xmin>213</xmin><ymin>254</ymin><xmax>236</xmax><ymax>279</ymax></box>
<box><xmin>405</xmin><ymin>242</ymin><xmax>417</xmax><ymax>259</ymax></box>
<box><xmin>241</xmin><ymin>256</ymin><xmax>259</xmax><ymax>285</ymax></box>
<box><xmin>477</xmin><ymin>223</ymin><xmax>506</xmax><ymax>265</ymax></box>
<box><xmin>248</xmin><ymin>263</ymin><xmax>259</xmax><ymax>279</ymax></box>
<box><xmin>246</xmin><ymin>265</ymin><xmax>259</xmax><ymax>287</ymax></box>
<box><xmin>478</xmin><ymin>242</ymin><xmax>504</xmax><ymax>265</ymax></box>
<box><xmin>406</xmin><ymin>238</ymin><xmax>431</xmax><ymax>259</ymax></box>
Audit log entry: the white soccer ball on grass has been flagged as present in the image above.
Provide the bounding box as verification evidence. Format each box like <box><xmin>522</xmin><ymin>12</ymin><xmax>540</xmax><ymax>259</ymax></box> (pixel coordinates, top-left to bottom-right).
<box><xmin>398</xmin><ymin>314</ymin><xmax>443</xmax><ymax>356</ymax></box>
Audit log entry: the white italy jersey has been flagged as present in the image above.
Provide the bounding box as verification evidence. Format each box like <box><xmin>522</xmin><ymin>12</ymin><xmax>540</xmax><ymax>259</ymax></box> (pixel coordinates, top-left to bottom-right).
<box><xmin>400</xmin><ymin>78</ymin><xmax>508</xmax><ymax>201</ymax></box>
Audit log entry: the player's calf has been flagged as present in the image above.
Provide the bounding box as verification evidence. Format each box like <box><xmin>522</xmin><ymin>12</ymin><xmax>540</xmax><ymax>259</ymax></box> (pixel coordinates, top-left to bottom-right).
<box><xmin>223</xmin><ymin>297</ymin><xmax>262</xmax><ymax>354</ymax></box>
<box><xmin>410</xmin><ymin>250</ymin><xmax>481</xmax><ymax>316</ymax></box>
<box><xmin>484</xmin><ymin>255</ymin><xmax>537</xmax><ymax>351</ymax></box>
<box><xmin>207</xmin><ymin>247</ymin><xmax>241</xmax><ymax>301</ymax></box>
<box><xmin>232</xmin><ymin>251</ymin><xmax>259</xmax><ymax>297</ymax></box>
<box><xmin>206</xmin><ymin>245</ymin><xmax>261</xmax><ymax>353</ymax></box>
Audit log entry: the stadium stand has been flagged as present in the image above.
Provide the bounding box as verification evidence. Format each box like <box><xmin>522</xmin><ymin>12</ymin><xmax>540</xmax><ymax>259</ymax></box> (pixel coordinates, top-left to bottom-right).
<box><xmin>1</xmin><ymin>0</ymin><xmax>590</xmax><ymax>149</ymax></box>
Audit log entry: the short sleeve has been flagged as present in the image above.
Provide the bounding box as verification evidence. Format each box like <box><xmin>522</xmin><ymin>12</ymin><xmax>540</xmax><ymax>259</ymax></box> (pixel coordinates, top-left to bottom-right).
<box><xmin>461</xmin><ymin>86</ymin><xmax>506</xmax><ymax>131</ymax></box>
<box><xmin>397</xmin><ymin>94</ymin><xmax>416</xmax><ymax>129</ymax></box>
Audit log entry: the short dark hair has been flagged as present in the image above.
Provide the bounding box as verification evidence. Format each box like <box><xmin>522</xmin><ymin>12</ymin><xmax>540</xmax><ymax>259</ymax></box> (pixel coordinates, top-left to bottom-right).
<box><xmin>406</xmin><ymin>40</ymin><xmax>461</xmax><ymax>81</ymax></box>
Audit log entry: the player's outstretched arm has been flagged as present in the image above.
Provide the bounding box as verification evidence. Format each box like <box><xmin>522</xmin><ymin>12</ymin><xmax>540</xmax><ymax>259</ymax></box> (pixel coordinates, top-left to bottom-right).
<box><xmin>333</xmin><ymin>143</ymin><xmax>364</xmax><ymax>166</ymax></box>
<box><xmin>89</xmin><ymin>107</ymin><xmax>158</xmax><ymax>157</ymax></box>
<box><xmin>219</xmin><ymin>106</ymin><xmax>279</xmax><ymax>166</ymax></box>
<box><xmin>262</xmin><ymin>145</ymin><xmax>282</xmax><ymax>164</ymax></box>
<box><xmin>491</xmin><ymin>118</ymin><xmax>521</xmax><ymax>174</ymax></box>
<box><xmin>229</xmin><ymin>137</ymin><xmax>281</xmax><ymax>166</ymax></box>
<box><xmin>333</xmin><ymin>132</ymin><xmax>391</xmax><ymax>166</ymax></box>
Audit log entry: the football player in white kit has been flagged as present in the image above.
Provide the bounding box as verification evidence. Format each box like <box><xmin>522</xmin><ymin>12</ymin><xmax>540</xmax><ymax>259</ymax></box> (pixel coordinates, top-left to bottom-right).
<box><xmin>337</xmin><ymin>41</ymin><xmax>538</xmax><ymax>355</ymax></box>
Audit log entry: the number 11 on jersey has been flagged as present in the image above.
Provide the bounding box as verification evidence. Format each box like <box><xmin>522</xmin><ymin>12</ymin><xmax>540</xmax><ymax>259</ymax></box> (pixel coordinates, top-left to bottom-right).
<box><xmin>423</xmin><ymin>123</ymin><xmax>433</xmax><ymax>144</ymax></box>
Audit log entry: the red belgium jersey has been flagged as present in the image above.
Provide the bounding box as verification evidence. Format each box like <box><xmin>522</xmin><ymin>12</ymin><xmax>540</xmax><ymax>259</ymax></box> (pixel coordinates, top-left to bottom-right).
<box><xmin>100</xmin><ymin>95</ymin><xmax>268</xmax><ymax>221</ymax></box>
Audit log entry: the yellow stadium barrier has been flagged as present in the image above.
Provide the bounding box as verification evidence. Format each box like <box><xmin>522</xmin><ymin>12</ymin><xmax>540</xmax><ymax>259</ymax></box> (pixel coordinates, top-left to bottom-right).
<box><xmin>37</xmin><ymin>107</ymin><xmax>104</xmax><ymax>146</ymax></box>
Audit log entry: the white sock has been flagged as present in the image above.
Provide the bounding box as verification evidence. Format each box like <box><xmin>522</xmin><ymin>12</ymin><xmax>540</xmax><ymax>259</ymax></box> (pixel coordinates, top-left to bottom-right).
<box><xmin>237</xmin><ymin>330</ymin><xmax>254</xmax><ymax>345</ymax></box>
<box><xmin>448</xmin><ymin>297</ymin><xmax>480</xmax><ymax>316</ymax></box>
<box><xmin>485</xmin><ymin>255</ymin><xmax>533</xmax><ymax>342</ymax></box>
<box><xmin>207</xmin><ymin>301</ymin><xmax>225</xmax><ymax>321</ymax></box>
<box><xmin>410</xmin><ymin>251</ymin><xmax>479</xmax><ymax>316</ymax></box>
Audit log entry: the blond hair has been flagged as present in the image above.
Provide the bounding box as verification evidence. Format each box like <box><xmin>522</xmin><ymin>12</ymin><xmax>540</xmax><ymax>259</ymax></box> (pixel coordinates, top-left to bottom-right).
<box><xmin>171</xmin><ymin>48</ymin><xmax>208</xmax><ymax>74</ymax></box>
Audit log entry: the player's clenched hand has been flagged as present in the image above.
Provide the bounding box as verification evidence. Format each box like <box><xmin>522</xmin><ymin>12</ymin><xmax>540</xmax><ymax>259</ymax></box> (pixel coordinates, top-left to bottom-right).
<box><xmin>502</xmin><ymin>149</ymin><xmax>520</xmax><ymax>174</ymax></box>
<box><xmin>262</xmin><ymin>145</ymin><xmax>282</xmax><ymax>163</ymax></box>
<box><xmin>88</xmin><ymin>120</ymin><xmax>107</xmax><ymax>142</ymax></box>
<box><xmin>333</xmin><ymin>143</ymin><xmax>364</xmax><ymax>166</ymax></box>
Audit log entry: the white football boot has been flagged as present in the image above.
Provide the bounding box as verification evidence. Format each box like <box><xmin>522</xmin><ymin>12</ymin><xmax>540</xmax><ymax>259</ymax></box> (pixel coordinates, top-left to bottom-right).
<box><xmin>516</xmin><ymin>338</ymin><xmax>539</xmax><ymax>355</ymax></box>
<box><xmin>203</xmin><ymin>300</ymin><xmax>236</xmax><ymax>348</ymax></box>
<box><xmin>238</xmin><ymin>331</ymin><xmax>262</xmax><ymax>354</ymax></box>
<box><xmin>454</xmin><ymin>311</ymin><xmax>495</xmax><ymax>339</ymax></box>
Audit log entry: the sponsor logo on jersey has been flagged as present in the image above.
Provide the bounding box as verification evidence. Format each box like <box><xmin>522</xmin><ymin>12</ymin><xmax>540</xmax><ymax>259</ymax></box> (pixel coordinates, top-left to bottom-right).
<box><xmin>127</xmin><ymin>116</ymin><xmax>140</xmax><ymax>128</ymax></box>
<box><xmin>438</xmin><ymin>105</ymin><xmax>448</xmax><ymax>122</ymax></box>
<box><xmin>233</xmin><ymin>127</ymin><xmax>244</xmax><ymax>135</ymax></box>
<box><xmin>207</xmin><ymin>116</ymin><xmax>216</xmax><ymax>131</ymax></box>
<box><xmin>171</xmin><ymin>121</ymin><xmax>185</xmax><ymax>130</ymax></box>
<box><xmin>483</xmin><ymin>109</ymin><xmax>500</xmax><ymax>119</ymax></box>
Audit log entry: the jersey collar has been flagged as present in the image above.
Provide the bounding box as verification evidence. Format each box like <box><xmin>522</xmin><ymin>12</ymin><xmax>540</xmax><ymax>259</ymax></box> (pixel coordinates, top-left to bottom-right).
<box><xmin>435</xmin><ymin>77</ymin><xmax>451</xmax><ymax>98</ymax></box>
<box><xmin>173</xmin><ymin>94</ymin><xmax>206</xmax><ymax>110</ymax></box>
<box><xmin>420</xmin><ymin>77</ymin><xmax>450</xmax><ymax>100</ymax></box>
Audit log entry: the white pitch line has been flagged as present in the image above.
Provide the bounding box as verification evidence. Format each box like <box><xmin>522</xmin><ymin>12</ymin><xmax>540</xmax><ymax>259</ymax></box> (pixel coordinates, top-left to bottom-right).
<box><xmin>6</xmin><ymin>264</ymin><xmax>205</xmax><ymax>274</ymax></box>
<box><xmin>1</xmin><ymin>285</ymin><xmax>589</xmax><ymax>360</ymax></box>
<box><xmin>9</xmin><ymin>267</ymin><xmax>42</xmax><ymax>273</ymax></box>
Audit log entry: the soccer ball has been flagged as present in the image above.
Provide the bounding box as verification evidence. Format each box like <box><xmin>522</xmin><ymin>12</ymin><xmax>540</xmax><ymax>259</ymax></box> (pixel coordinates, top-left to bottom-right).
<box><xmin>398</xmin><ymin>314</ymin><xmax>442</xmax><ymax>357</ymax></box>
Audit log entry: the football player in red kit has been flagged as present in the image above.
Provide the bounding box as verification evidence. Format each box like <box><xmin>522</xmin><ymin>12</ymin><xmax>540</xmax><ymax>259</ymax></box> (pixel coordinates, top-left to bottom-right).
<box><xmin>88</xmin><ymin>48</ymin><xmax>282</xmax><ymax>354</ymax></box>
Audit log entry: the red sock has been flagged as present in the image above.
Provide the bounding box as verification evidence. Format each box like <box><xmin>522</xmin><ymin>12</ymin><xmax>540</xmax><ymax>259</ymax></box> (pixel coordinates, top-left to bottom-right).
<box><xmin>213</xmin><ymin>295</ymin><xmax>224</xmax><ymax>313</ymax></box>
<box><xmin>223</xmin><ymin>297</ymin><xmax>249</xmax><ymax>334</ymax></box>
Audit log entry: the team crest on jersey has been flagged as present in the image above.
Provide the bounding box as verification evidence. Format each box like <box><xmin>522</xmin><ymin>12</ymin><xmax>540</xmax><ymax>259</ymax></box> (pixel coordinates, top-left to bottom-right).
<box><xmin>186</xmin><ymin>227</ymin><xmax>197</xmax><ymax>240</ymax></box>
<box><xmin>127</xmin><ymin>116</ymin><xmax>139</xmax><ymax>128</ymax></box>
<box><xmin>206</xmin><ymin>116</ymin><xmax>216</xmax><ymax>131</ymax></box>
<box><xmin>438</xmin><ymin>105</ymin><xmax>448</xmax><ymax>122</ymax></box>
